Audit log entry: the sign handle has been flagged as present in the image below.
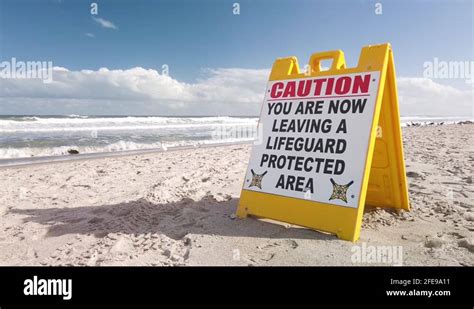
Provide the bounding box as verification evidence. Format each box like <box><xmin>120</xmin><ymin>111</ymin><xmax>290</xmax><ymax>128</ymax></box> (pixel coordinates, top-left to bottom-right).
<box><xmin>309</xmin><ymin>50</ymin><xmax>346</xmax><ymax>74</ymax></box>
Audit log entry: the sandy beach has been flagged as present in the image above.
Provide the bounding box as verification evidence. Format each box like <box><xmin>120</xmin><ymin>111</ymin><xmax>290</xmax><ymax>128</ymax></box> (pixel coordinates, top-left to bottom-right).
<box><xmin>0</xmin><ymin>123</ymin><xmax>472</xmax><ymax>266</ymax></box>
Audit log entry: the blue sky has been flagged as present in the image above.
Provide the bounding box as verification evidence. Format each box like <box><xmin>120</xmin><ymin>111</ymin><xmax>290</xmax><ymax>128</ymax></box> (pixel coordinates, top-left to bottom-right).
<box><xmin>0</xmin><ymin>0</ymin><xmax>472</xmax><ymax>115</ymax></box>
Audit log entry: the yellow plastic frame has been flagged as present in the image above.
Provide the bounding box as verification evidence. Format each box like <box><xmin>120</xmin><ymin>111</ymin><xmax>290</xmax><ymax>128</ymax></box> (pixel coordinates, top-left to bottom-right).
<box><xmin>236</xmin><ymin>43</ymin><xmax>410</xmax><ymax>242</ymax></box>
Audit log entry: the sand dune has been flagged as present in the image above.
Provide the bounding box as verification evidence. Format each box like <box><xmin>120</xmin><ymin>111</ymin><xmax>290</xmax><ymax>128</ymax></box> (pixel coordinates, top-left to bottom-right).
<box><xmin>0</xmin><ymin>124</ymin><xmax>472</xmax><ymax>266</ymax></box>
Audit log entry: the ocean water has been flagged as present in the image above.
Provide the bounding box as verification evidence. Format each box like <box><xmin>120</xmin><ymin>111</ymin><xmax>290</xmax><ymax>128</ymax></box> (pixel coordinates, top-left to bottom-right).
<box><xmin>0</xmin><ymin>115</ymin><xmax>259</xmax><ymax>159</ymax></box>
<box><xmin>0</xmin><ymin>115</ymin><xmax>471</xmax><ymax>160</ymax></box>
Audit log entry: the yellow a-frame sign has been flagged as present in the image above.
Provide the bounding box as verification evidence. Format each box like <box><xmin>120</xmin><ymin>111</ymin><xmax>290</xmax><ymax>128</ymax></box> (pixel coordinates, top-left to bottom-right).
<box><xmin>236</xmin><ymin>43</ymin><xmax>409</xmax><ymax>242</ymax></box>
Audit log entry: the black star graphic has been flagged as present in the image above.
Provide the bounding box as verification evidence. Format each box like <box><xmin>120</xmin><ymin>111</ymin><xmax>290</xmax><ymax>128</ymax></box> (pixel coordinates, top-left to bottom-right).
<box><xmin>249</xmin><ymin>169</ymin><xmax>267</xmax><ymax>189</ymax></box>
<box><xmin>329</xmin><ymin>178</ymin><xmax>354</xmax><ymax>203</ymax></box>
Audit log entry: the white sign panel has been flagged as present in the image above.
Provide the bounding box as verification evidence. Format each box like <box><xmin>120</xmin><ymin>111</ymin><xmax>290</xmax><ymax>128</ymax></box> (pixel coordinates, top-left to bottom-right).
<box><xmin>244</xmin><ymin>72</ymin><xmax>380</xmax><ymax>208</ymax></box>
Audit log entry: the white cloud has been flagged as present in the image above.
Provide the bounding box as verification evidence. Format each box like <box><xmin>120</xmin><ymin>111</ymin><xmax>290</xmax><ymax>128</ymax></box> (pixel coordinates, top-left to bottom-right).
<box><xmin>0</xmin><ymin>67</ymin><xmax>268</xmax><ymax>102</ymax></box>
<box><xmin>0</xmin><ymin>67</ymin><xmax>472</xmax><ymax>116</ymax></box>
<box><xmin>0</xmin><ymin>67</ymin><xmax>269</xmax><ymax>115</ymax></box>
<box><xmin>85</xmin><ymin>33</ymin><xmax>95</xmax><ymax>38</ymax></box>
<box><xmin>93</xmin><ymin>17</ymin><xmax>118</xmax><ymax>30</ymax></box>
<box><xmin>397</xmin><ymin>77</ymin><xmax>473</xmax><ymax>116</ymax></box>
